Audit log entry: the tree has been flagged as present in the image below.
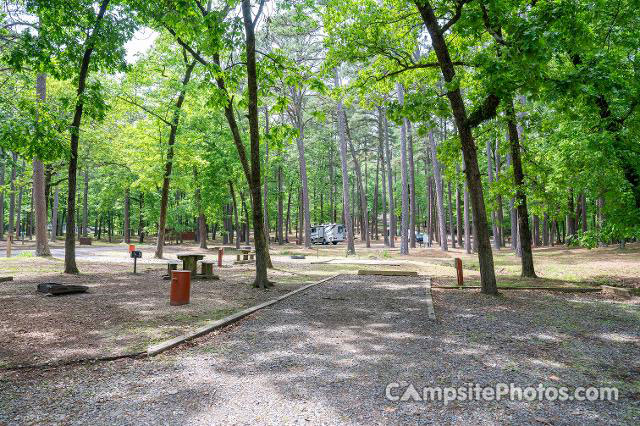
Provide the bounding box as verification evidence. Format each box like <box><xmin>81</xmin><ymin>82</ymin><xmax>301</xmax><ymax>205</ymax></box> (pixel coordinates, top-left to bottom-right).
<box><xmin>335</xmin><ymin>70</ymin><xmax>355</xmax><ymax>254</ymax></box>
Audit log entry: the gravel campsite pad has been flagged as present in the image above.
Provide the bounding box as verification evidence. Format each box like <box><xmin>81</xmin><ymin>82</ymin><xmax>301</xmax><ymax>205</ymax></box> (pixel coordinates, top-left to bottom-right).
<box><xmin>2</xmin><ymin>275</ymin><xmax>638</xmax><ymax>424</ymax></box>
<box><xmin>0</xmin><ymin>258</ymin><xmax>310</xmax><ymax>368</ymax></box>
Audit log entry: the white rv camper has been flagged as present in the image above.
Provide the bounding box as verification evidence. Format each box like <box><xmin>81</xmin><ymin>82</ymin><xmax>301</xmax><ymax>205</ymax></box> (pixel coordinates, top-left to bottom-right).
<box><xmin>310</xmin><ymin>223</ymin><xmax>345</xmax><ymax>245</ymax></box>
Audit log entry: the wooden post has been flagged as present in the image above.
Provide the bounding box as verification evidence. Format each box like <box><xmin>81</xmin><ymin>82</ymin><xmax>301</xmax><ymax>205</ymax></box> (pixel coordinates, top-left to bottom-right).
<box><xmin>217</xmin><ymin>247</ymin><xmax>224</xmax><ymax>267</ymax></box>
<box><xmin>455</xmin><ymin>257</ymin><xmax>463</xmax><ymax>287</ymax></box>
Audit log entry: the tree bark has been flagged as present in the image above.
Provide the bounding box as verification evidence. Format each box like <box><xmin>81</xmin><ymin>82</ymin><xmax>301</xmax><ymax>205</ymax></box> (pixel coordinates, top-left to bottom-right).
<box><xmin>507</xmin><ymin>101</ymin><xmax>536</xmax><ymax>277</ymax></box>
<box><xmin>82</xmin><ymin>169</ymin><xmax>89</xmax><ymax>237</ymax></box>
<box><xmin>408</xmin><ymin>122</ymin><xmax>417</xmax><ymax>248</ymax></box>
<box><xmin>455</xmin><ymin>165</ymin><xmax>463</xmax><ymax>247</ymax></box>
<box><xmin>396</xmin><ymin>83</ymin><xmax>410</xmax><ymax>254</ymax></box>
<box><xmin>372</xmin><ymin>155</ymin><xmax>380</xmax><ymax>240</ymax></box>
<box><xmin>285</xmin><ymin>189</ymin><xmax>291</xmax><ymax>243</ymax></box>
<box><xmin>0</xmin><ymin>150</ymin><xmax>4</xmax><ymax>239</ymax></box>
<box><xmin>383</xmin><ymin>111</ymin><xmax>396</xmax><ymax>246</ymax></box>
<box><xmin>463</xmin><ymin>161</ymin><xmax>471</xmax><ymax>254</ymax></box>
<box><xmin>242</xmin><ymin>0</ymin><xmax>272</xmax><ymax>286</ymax></box>
<box><xmin>154</xmin><ymin>57</ymin><xmax>196</xmax><ymax>259</ymax></box>
<box><xmin>344</xmin><ymin>111</ymin><xmax>370</xmax><ymax>248</ymax></box>
<box><xmin>263</xmin><ymin>108</ymin><xmax>270</xmax><ymax>242</ymax></box>
<box><xmin>277</xmin><ymin>162</ymin><xmax>284</xmax><ymax>244</ymax></box>
<box><xmin>580</xmin><ymin>193</ymin><xmax>587</xmax><ymax>233</ymax></box>
<box><xmin>415</xmin><ymin>0</ymin><xmax>497</xmax><ymax>293</ymax></box>
<box><xmin>494</xmin><ymin>138</ymin><xmax>504</xmax><ymax>247</ymax></box>
<box><xmin>9</xmin><ymin>152</ymin><xmax>17</xmax><ymax>235</ymax></box>
<box><xmin>429</xmin><ymin>130</ymin><xmax>448</xmax><ymax>251</ymax></box>
<box><xmin>51</xmin><ymin>186</ymin><xmax>59</xmax><ymax>242</ymax></box>
<box><xmin>447</xmin><ymin>180</ymin><xmax>455</xmax><ymax>248</ymax></box>
<box><xmin>229</xmin><ymin>181</ymin><xmax>241</xmax><ymax>250</ymax></box>
<box><xmin>16</xmin><ymin>174</ymin><xmax>23</xmax><ymax>240</ymax></box>
<box><xmin>33</xmin><ymin>73</ymin><xmax>51</xmax><ymax>255</ymax></box>
<box><xmin>64</xmin><ymin>0</ymin><xmax>109</xmax><ymax>274</ymax></box>
<box><xmin>123</xmin><ymin>187</ymin><xmax>130</xmax><ymax>244</ymax></box>
<box><xmin>138</xmin><ymin>194</ymin><xmax>144</xmax><ymax>243</ymax></box>
<box><xmin>335</xmin><ymin>71</ymin><xmax>355</xmax><ymax>254</ymax></box>
<box><xmin>378</xmin><ymin>107</ymin><xmax>389</xmax><ymax>246</ymax></box>
<box><xmin>194</xmin><ymin>169</ymin><xmax>207</xmax><ymax>249</ymax></box>
<box><xmin>65</xmin><ymin>0</ymin><xmax>111</xmax><ymax>273</ymax></box>
<box><xmin>487</xmin><ymin>141</ymin><xmax>500</xmax><ymax>250</ymax></box>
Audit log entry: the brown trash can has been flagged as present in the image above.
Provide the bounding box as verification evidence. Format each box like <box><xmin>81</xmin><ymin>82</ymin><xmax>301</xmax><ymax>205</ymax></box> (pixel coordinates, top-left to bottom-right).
<box><xmin>170</xmin><ymin>270</ymin><xmax>191</xmax><ymax>306</ymax></box>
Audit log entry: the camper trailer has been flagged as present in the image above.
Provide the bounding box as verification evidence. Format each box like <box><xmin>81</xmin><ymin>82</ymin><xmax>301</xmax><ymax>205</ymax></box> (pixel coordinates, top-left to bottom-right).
<box><xmin>310</xmin><ymin>223</ymin><xmax>345</xmax><ymax>245</ymax></box>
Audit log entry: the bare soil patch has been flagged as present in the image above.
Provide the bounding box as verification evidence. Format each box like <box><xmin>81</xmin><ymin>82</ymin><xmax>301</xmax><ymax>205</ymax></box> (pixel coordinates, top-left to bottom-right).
<box><xmin>0</xmin><ymin>253</ymin><xmax>315</xmax><ymax>368</ymax></box>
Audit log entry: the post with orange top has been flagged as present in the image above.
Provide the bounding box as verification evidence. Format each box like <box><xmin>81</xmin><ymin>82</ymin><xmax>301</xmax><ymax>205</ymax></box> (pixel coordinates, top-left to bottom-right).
<box><xmin>455</xmin><ymin>258</ymin><xmax>463</xmax><ymax>287</ymax></box>
<box><xmin>217</xmin><ymin>247</ymin><xmax>224</xmax><ymax>267</ymax></box>
<box><xmin>128</xmin><ymin>244</ymin><xmax>135</xmax><ymax>253</ymax></box>
<box><xmin>170</xmin><ymin>270</ymin><xmax>191</xmax><ymax>306</ymax></box>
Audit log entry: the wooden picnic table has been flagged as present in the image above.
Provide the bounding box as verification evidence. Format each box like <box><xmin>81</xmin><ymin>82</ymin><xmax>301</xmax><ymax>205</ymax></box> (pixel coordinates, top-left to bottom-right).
<box><xmin>176</xmin><ymin>253</ymin><xmax>205</xmax><ymax>275</ymax></box>
<box><xmin>236</xmin><ymin>247</ymin><xmax>255</xmax><ymax>262</ymax></box>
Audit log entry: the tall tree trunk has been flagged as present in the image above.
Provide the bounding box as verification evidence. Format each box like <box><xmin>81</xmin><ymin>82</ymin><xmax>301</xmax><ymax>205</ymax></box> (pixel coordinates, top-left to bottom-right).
<box><xmin>33</xmin><ymin>73</ymin><xmax>50</xmax><ymax>255</ymax></box>
<box><xmin>372</xmin><ymin>155</ymin><xmax>380</xmax><ymax>240</ymax></box>
<box><xmin>506</xmin><ymin>150</ymin><xmax>519</xmax><ymax>255</ymax></box>
<box><xmin>16</xmin><ymin>176</ymin><xmax>23</xmax><ymax>240</ymax></box>
<box><xmin>242</xmin><ymin>0</ymin><xmax>272</xmax><ymax>286</ymax></box>
<box><xmin>580</xmin><ymin>193</ymin><xmax>587</xmax><ymax>233</ymax></box>
<box><xmin>542</xmin><ymin>213</ymin><xmax>549</xmax><ymax>246</ymax></box>
<box><xmin>51</xmin><ymin>186</ymin><xmax>59</xmax><ymax>242</ymax></box>
<box><xmin>123</xmin><ymin>187</ymin><xmax>130</xmax><ymax>244</ymax></box>
<box><xmin>82</xmin><ymin>169</ymin><xmax>89</xmax><ymax>237</ymax></box>
<box><xmin>138</xmin><ymin>194</ymin><xmax>144</xmax><ymax>243</ymax></box>
<box><xmin>154</xmin><ymin>58</ymin><xmax>196</xmax><ymax>258</ymax></box>
<box><xmin>0</xmin><ymin>150</ymin><xmax>4</xmax><ymax>239</ymax></box>
<box><xmin>429</xmin><ymin>130</ymin><xmax>448</xmax><ymax>251</ymax></box>
<box><xmin>383</xmin><ymin>110</ymin><xmax>396</xmax><ymax>247</ymax></box>
<box><xmin>494</xmin><ymin>138</ymin><xmax>504</xmax><ymax>247</ymax></box>
<box><xmin>229</xmin><ymin>181</ymin><xmax>241</xmax><ymax>250</ymax></box>
<box><xmin>447</xmin><ymin>180</ymin><xmax>455</xmax><ymax>248</ymax></box>
<box><xmin>426</xmin><ymin>155</ymin><xmax>433</xmax><ymax>247</ymax></box>
<box><xmin>415</xmin><ymin>0</ymin><xmax>497</xmax><ymax>293</ymax></box>
<box><xmin>407</xmin><ymin>121</ymin><xmax>417</xmax><ymax>248</ymax></box>
<box><xmin>396</xmin><ymin>83</ymin><xmax>410</xmax><ymax>254</ymax></box>
<box><xmin>456</xmin><ymin>165</ymin><xmax>463</xmax><ymax>247</ymax></box>
<box><xmin>487</xmin><ymin>141</ymin><xmax>499</xmax><ymax>250</ymax></box>
<box><xmin>65</xmin><ymin>0</ymin><xmax>111</xmax><ymax>273</ymax></box>
<box><xmin>463</xmin><ymin>163</ymin><xmax>471</xmax><ymax>254</ymax></box>
<box><xmin>378</xmin><ymin>107</ymin><xmax>389</xmax><ymax>246</ymax></box>
<box><xmin>335</xmin><ymin>71</ymin><xmax>355</xmax><ymax>254</ymax></box>
<box><xmin>344</xmin><ymin>111</ymin><xmax>370</xmax><ymax>248</ymax></box>
<box><xmin>9</xmin><ymin>152</ymin><xmax>17</xmax><ymax>235</ymax></box>
<box><xmin>507</xmin><ymin>100</ymin><xmax>536</xmax><ymax>278</ymax></box>
<box><xmin>194</xmin><ymin>169</ymin><xmax>207</xmax><ymax>249</ymax></box>
<box><xmin>277</xmin><ymin>164</ymin><xmax>284</xmax><ymax>244</ymax></box>
<box><xmin>567</xmin><ymin>189</ymin><xmax>576</xmax><ymax>239</ymax></box>
<box><xmin>263</xmin><ymin>108</ymin><xmax>270</xmax><ymax>242</ymax></box>
<box><xmin>285</xmin><ymin>189</ymin><xmax>291</xmax><ymax>243</ymax></box>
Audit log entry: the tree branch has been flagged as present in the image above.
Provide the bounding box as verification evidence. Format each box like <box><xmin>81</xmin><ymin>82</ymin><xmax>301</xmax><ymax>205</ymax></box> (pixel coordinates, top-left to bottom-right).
<box><xmin>465</xmin><ymin>93</ymin><xmax>501</xmax><ymax>128</ymax></box>
<box><xmin>116</xmin><ymin>95</ymin><xmax>172</xmax><ymax>126</ymax></box>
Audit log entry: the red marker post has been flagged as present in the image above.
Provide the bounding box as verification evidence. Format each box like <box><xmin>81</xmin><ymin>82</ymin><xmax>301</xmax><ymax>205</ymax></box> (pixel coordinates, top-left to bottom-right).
<box><xmin>455</xmin><ymin>258</ymin><xmax>464</xmax><ymax>287</ymax></box>
<box><xmin>217</xmin><ymin>247</ymin><xmax>224</xmax><ymax>267</ymax></box>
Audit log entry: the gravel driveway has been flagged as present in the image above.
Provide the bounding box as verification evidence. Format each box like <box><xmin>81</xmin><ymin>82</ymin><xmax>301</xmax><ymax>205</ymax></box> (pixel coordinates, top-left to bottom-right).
<box><xmin>1</xmin><ymin>275</ymin><xmax>638</xmax><ymax>424</ymax></box>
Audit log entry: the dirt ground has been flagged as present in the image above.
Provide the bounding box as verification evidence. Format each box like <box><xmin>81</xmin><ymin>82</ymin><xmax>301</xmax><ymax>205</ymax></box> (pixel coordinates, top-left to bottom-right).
<box><xmin>1</xmin><ymin>275</ymin><xmax>638</xmax><ymax>424</ymax></box>
<box><xmin>1</xmin><ymin>239</ymin><xmax>639</xmax><ymax>370</ymax></box>
<box><xmin>0</xmin><ymin>243</ymin><xmax>326</xmax><ymax>368</ymax></box>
